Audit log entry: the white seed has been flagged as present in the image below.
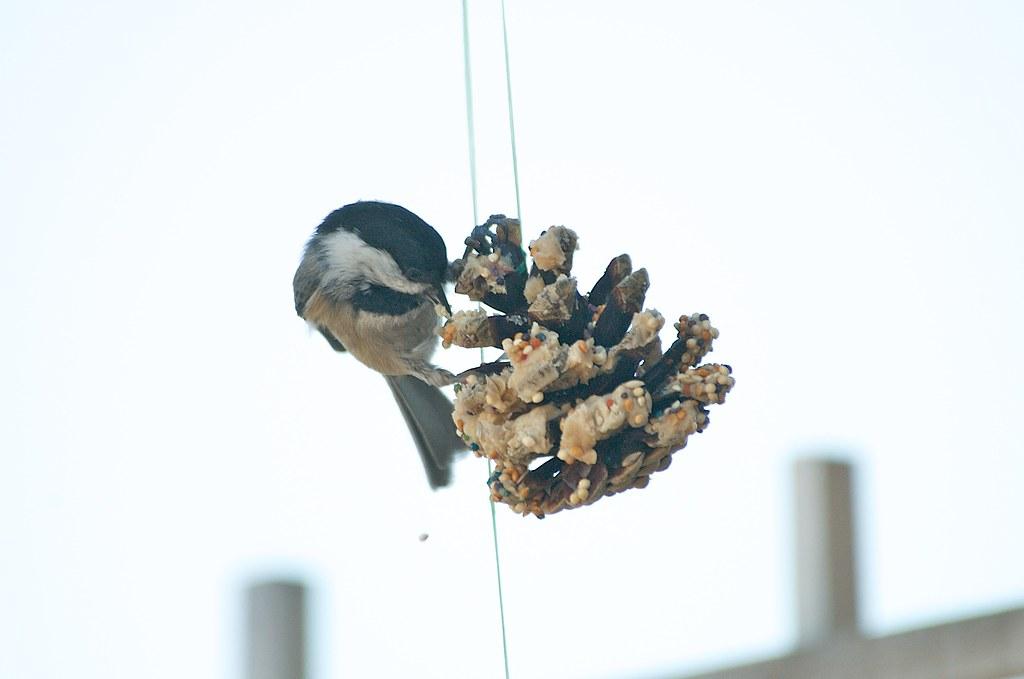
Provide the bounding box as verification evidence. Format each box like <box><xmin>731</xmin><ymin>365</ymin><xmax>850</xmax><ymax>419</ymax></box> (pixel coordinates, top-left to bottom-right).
<box><xmin>532</xmin><ymin>392</ymin><xmax>544</xmax><ymax>403</ymax></box>
<box><xmin>621</xmin><ymin>451</ymin><xmax>643</xmax><ymax>467</ymax></box>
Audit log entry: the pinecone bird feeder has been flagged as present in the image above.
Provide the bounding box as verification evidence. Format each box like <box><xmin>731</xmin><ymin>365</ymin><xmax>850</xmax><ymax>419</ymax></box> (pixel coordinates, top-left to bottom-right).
<box><xmin>442</xmin><ymin>216</ymin><xmax>734</xmax><ymax>518</ymax></box>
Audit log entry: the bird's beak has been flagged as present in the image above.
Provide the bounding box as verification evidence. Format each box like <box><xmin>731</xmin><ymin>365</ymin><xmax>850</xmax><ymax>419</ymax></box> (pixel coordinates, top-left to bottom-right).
<box><xmin>429</xmin><ymin>284</ymin><xmax>452</xmax><ymax>319</ymax></box>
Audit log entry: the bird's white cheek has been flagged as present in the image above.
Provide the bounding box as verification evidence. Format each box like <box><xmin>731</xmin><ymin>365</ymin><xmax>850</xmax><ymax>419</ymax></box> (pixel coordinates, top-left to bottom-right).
<box><xmin>320</xmin><ymin>229</ymin><xmax>428</xmax><ymax>295</ymax></box>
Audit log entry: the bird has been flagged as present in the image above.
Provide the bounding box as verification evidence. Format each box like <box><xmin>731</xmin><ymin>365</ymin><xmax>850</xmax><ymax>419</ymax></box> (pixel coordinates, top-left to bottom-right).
<box><xmin>293</xmin><ymin>201</ymin><xmax>465</xmax><ymax>488</ymax></box>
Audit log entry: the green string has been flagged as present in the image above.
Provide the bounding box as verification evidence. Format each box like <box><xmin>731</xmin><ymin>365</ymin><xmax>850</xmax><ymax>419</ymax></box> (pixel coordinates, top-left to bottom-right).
<box><xmin>461</xmin><ymin>0</ymin><xmax>479</xmax><ymax>228</ymax></box>
<box><xmin>493</xmin><ymin>8</ymin><xmax>520</xmax><ymax>673</ymax></box>
<box><xmin>461</xmin><ymin>2</ymin><xmax>511</xmax><ymax>678</ymax></box>
<box><xmin>500</xmin><ymin>0</ymin><xmax>522</xmax><ymax>221</ymax></box>
<box><xmin>486</xmin><ymin>459</ymin><xmax>510</xmax><ymax>679</ymax></box>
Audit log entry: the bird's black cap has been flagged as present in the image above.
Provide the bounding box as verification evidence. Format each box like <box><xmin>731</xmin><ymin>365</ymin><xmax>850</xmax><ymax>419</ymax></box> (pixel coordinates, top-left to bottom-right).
<box><xmin>317</xmin><ymin>201</ymin><xmax>449</xmax><ymax>287</ymax></box>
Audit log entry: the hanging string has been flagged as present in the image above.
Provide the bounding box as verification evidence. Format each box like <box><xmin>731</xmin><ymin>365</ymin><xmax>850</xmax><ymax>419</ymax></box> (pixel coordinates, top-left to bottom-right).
<box><xmin>461</xmin><ymin>0</ymin><xmax>480</xmax><ymax>227</ymax></box>
<box><xmin>500</xmin><ymin>0</ymin><xmax>522</xmax><ymax>221</ymax></box>
<box><xmin>486</xmin><ymin>444</ymin><xmax>512</xmax><ymax>679</ymax></box>
<box><xmin>461</xmin><ymin>2</ymin><xmax>511</xmax><ymax>678</ymax></box>
<box><xmin>493</xmin><ymin>6</ymin><xmax>520</xmax><ymax>672</ymax></box>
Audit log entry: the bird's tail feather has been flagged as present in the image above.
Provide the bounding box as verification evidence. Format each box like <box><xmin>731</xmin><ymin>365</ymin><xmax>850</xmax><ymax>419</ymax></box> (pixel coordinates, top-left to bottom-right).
<box><xmin>384</xmin><ymin>375</ymin><xmax>465</xmax><ymax>489</ymax></box>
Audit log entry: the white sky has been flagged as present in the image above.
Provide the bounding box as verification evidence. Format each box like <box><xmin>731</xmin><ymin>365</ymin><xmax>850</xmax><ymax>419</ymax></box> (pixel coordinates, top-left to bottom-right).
<box><xmin>2</xmin><ymin>1</ymin><xmax>1023</xmax><ymax>678</ymax></box>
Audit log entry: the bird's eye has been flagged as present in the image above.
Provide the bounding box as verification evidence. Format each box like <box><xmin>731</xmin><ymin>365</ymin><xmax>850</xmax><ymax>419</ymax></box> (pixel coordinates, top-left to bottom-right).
<box><xmin>406</xmin><ymin>267</ymin><xmax>429</xmax><ymax>283</ymax></box>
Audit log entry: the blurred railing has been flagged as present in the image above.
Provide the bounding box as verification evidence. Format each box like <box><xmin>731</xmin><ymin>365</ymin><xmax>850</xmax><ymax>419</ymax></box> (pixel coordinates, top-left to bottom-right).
<box><xmin>238</xmin><ymin>460</ymin><xmax>1024</xmax><ymax>679</ymax></box>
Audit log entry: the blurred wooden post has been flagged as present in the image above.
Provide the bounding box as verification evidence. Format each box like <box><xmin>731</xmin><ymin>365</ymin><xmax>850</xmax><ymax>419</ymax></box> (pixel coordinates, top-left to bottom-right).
<box><xmin>673</xmin><ymin>458</ymin><xmax>1024</xmax><ymax>679</ymax></box>
<box><xmin>246</xmin><ymin>580</ymin><xmax>307</xmax><ymax>679</ymax></box>
<box><xmin>794</xmin><ymin>459</ymin><xmax>859</xmax><ymax>647</ymax></box>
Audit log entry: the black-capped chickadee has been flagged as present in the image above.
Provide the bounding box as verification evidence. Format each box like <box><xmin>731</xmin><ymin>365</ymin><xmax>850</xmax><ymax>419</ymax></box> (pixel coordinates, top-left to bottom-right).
<box><xmin>293</xmin><ymin>201</ymin><xmax>465</xmax><ymax>488</ymax></box>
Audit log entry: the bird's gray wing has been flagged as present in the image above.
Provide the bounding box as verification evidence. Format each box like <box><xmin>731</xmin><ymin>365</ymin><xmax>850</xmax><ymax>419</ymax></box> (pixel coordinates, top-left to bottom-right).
<box><xmin>294</xmin><ymin>241</ymin><xmax>347</xmax><ymax>352</ymax></box>
<box><xmin>384</xmin><ymin>374</ymin><xmax>466</xmax><ymax>489</ymax></box>
<box><xmin>316</xmin><ymin>327</ymin><xmax>347</xmax><ymax>352</ymax></box>
<box><xmin>293</xmin><ymin>243</ymin><xmax>323</xmax><ymax>316</ymax></box>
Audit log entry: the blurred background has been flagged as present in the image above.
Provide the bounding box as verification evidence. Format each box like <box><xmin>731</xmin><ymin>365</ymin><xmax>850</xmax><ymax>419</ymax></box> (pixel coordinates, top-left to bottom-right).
<box><xmin>2</xmin><ymin>1</ymin><xmax>1022</xmax><ymax>677</ymax></box>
